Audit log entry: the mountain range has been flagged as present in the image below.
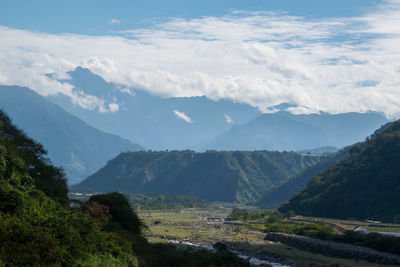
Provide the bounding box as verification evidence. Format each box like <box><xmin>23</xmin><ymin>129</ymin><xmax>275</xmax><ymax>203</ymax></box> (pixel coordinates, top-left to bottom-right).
<box><xmin>71</xmin><ymin>150</ymin><xmax>325</xmax><ymax>204</ymax></box>
<box><xmin>47</xmin><ymin>67</ymin><xmax>388</xmax><ymax>151</ymax></box>
<box><xmin>200</xmin><ymin>110</ymin><xmax>388</xmax><ymax>151</ymax></box>
<box><xmin>0</xmin><ymin>85</ymin><xmax>142</xmax><ymax>184</ymax></box>
<box><xmin>47</xmin><ymin>67</ymin><xmax>261</xmax><ymax>150</ymax></box>
<box><xmin>0</xmin><ymin>67</ymin><xmax>391</xmax><ymax>186</ymax></box>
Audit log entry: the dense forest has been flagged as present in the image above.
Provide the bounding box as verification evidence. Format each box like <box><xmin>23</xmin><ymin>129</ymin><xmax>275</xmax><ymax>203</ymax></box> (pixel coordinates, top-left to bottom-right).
<box><xmin>0</xmin><ymin>110</ymin><xmax>250</xmax><ymax>266</ymax></box>
<box><xmin>126</xmin><ymin>193</ymin><xmax>212</xmax><ymax>210</ymax></box>
<box><xmin>280</xmin><ymin>120</ymin><xmax>400</xmax><ymax>223</ymax></box>
<box><xmin>72</xmin><ymin>150</ymin><xmax>324</xmax><ymax>204</ymax></box>
<box><xmin>257</xmin><ymin>147</ymin><xmax>349</xmax><ymax>209</ymax></box>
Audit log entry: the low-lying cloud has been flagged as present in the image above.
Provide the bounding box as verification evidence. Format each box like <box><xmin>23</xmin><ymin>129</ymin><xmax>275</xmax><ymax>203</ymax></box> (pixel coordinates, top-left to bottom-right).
<box><xmin>224</xmin><ymin>114</ymin><xmax>233</xmax><ymax>124</ymax></box>
<box><xmin>173</xmin><ymin>110</ymin><xmax>193</xmax><ymax>123</ymax></box>
<box><xmin>0</xmin><ymin>0</ymin><xmax>400</xmax><ymax>117</ymax></box>
<box><xmin>109</xmin><ymin>18</ymin><xmax>121</xmax><ymax>24</ymax></box>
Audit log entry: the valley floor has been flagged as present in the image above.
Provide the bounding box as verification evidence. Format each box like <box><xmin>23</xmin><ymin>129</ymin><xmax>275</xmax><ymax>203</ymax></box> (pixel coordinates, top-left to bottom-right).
<box><xmin>138</xmin><ymin>208</ymin><xmax>400</xmax><ymax>267</ymax></box>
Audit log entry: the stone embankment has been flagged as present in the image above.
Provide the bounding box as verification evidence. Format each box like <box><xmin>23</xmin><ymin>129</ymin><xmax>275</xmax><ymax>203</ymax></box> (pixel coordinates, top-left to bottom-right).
<box><xmin>265</xmin><ymin>232</ymin><xmax>400</xmax><ymax>265</ymax></box>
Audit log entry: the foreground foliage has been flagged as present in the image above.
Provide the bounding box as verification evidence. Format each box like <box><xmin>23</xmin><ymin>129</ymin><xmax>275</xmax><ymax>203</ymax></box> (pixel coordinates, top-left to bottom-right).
<box><xmin>0</xmin><ymin>110</ymin><xmax>136</xmax><ymax>266</ymax></box>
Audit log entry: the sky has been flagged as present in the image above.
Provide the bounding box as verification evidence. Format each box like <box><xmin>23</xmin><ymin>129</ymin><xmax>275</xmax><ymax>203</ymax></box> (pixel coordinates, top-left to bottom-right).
<box><xmin>1</xmin><ymin>0</ymin><xmax>400</xmax><ymax>117</ymax></box>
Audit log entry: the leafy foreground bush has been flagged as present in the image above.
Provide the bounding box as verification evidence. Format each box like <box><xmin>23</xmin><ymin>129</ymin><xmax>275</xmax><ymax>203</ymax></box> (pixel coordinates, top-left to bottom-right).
<box><xmin>0</xmin><ymin>111</ymin><xmax>137</xmax><ymax>266</ymax></box>
<box><xmin>0</xmin><ymin>111</ymin><xmax>250</xmax><ymax>266</ymax></box>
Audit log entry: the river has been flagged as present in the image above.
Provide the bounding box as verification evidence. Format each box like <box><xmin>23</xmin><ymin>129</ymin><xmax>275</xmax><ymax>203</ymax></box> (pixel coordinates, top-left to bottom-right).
<box><xmin>169</xmin><ymin>240</ymin><xmax>291</xmax><ymax>267</ymax></box>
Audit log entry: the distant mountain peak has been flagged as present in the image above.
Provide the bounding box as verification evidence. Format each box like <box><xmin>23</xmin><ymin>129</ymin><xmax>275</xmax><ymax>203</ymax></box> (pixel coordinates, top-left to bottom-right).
<box><xmin>45</xmin><ymin>67</ymin><xmax>261</xmax><ymax>150</ymax></box>
<box><xmin>64</xmin><ymin>66</ymin><xmax>115</xmax><ymax>97</ymax></box>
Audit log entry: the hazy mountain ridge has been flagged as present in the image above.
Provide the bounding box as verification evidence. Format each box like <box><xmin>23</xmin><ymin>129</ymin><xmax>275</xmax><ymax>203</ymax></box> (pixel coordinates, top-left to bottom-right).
<box><xmin>47</xmin><ymin>67</ymin><xmax>261</xmax><ymax>150</ymax></box>
<box><xmin>47</xmin><ymin>67</ymin><xmax>389</xmax><ymax>152</ymax></box>
<box><xmin>201</xmin><ymin>110</ymin><xmax>388</xmax><ymax>151</ymax></box>
<box><xmin>279</xmin><ymin>119</ymin><xmax>400</xmax><ymax>223</ymax></box>
<box><xmin>0</xmin><ymin>85</ymin><xmax>143</xmax><ymax>184</ymax></box>
<box><xmin>72</xmin><ymin>150</ymin><xmax>325</xmax><ymax>204</ymax></box>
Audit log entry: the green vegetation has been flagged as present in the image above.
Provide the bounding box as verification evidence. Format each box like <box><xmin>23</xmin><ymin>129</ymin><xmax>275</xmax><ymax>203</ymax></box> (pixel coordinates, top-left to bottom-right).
<box><xmin>336</xmin><ymin>231</ymin><xmax>400</xmax><ymax>255</ymax></box>
<box><xmin>264</xmin><ymin>221</ymin><xmax>336</xmax><ymax>240</ymax></box>
<box><xmin>0</xmin><ymin>111</ymin><xmax>252</xmax><ymax>266</ymax></box>
<box><xmin>73</xmin><ymin>150</ymin><xmax>324</xmax><ymax>204</ymax></box>
<box><xmin>230</xmin><ymin>209</ymin><xmax>400</xmax><ymax>257</ymax></box>
<box><xmin>141</xmin><ymin>208</ymin><xmax>398</xmax><ymax>267</ymax></box>
<box><xmin>126</xmin><ymin>193</ymin><xmax>211</xmax><ymax>211</ymax></box>
<box><xmin>280</xmin><ymin>119</ymin><xmax>400</xmax><ymax>223</ymax></box>
<box><xmin>88</xmin><ymin>192</ymin><xmax>146</xmax><ymax>237</ymax></box>
<box><xmin>0</xmin><ymin>110</ymin><xmax>137</xmax><ymax>266</ymax></box>
<box><xmin>228</xmin><ymin>208</ymin><xmax>275</xmax><ymax>221</ymax></box>
<box><xmin>257</xmin><ymin>147</ymin><xmax>349</xmax><ymax>209</ymax></box>
<box><xmin>0</xmin><ymin>110</ymin><xmax>68</xmax><ymax>205</ymax></box>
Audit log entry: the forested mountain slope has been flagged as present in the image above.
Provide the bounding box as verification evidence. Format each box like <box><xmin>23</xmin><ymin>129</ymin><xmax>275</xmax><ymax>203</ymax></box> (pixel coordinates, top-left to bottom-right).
<box><xmin>258</xmin><ymin>148</ymin><xmax>350</xmax><ymax>209</ymax></box>
<box><xmin>73</xmin><ymin>150</ymin><xmax>324</xmax><ymax>204</ymax></box>
<box><xmin>279</xmin><ymin>120</ymin><xmax>400</xmax><ymax>223</ymax></box>
<box><xmin>0</xmin><ymin>111</ymin><xmax>138</xmax><ymax>265</ymax></box>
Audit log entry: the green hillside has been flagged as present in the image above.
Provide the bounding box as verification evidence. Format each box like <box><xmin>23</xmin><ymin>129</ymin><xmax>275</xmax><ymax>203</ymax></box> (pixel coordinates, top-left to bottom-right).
<box><xmin>73</xmin><ymin>150</ymin><xmax>324</xmax><ymax>204</ymax></box>
<box><xmin>0</xmin><ymin>110</ymin><xmax>138</xmax><ymax>265</ymax></box>
<box><xmin>257</xmin><ymin>148</ymin><xmax>349</xmax><ymax>209</ymax></box>
<box><xmin>279</xmin><ymin>120</ymin><xmax>400</xmax><ymax>223</ymax></box>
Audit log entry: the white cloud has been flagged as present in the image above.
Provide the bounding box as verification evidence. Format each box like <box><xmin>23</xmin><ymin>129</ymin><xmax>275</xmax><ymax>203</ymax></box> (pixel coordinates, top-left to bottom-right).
<box><xmin>173</xmin><ymin>110</ymin><xmax>192</xmax><ymax>123</ymax></box>
<box><xmin>108</xmin><ymin>103</ymin><xmax>120</xmax><ymax>112</ymax></box>
<box><xmin>109</xmin><ymin>18</ymin><xmax>121</xmax><ymax>24</ymax></box>
<box><xmin>0</xmin><ymin>73</ymin><xmax>7</xmax><ymax>83</ymax></box>
<box><xmin>0</xmin><ymin>1</ymin><xmax>400</xmax><ymax>118</ymax></box>
<box><xmin>224</xmin><ymin>114</ymin><xmax>233</xmax><ymax>124</ymax></box>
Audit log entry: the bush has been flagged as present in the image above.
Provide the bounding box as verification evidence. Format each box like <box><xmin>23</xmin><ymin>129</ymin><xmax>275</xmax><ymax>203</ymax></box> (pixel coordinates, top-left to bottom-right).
<box><xmin>88</xmin><ymin>192</ymin><xmax>145</xmax><ymax>236</ymax></box>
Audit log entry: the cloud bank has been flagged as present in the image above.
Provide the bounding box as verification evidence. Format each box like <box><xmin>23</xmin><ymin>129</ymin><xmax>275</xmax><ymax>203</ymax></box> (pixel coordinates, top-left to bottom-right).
<box><xmin>0</xmin><ymin>0</ymin><xmax>400</xmax><ymax>117</ymax></box>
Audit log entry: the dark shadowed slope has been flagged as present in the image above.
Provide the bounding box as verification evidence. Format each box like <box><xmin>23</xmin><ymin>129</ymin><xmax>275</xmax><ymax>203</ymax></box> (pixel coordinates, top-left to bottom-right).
<box><xmin>279</xmin><ymin>120</ymin><xmax>400</xmax><ymax>223</ymax></box>
<box><xmin>257</xmin><ymin>147</ymin><xmax>350</xmax><ymax>209</ymax></box>
<box><xmin>0</xmin><ymin>85</ymin><xmax>142</xmax><ymax>184</ymax></box>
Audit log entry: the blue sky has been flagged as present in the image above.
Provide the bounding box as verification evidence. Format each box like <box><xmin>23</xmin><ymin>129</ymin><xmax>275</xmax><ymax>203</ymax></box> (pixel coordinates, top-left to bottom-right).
<box><xmin>0</xmin><ymin>0</ymin><xmax>400</xmax><ymax>118</ymax></box>
<box><xmin>1</xmin><ymin>0</ymin><xmax>379</xmax><ymax>34</ymax></box>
